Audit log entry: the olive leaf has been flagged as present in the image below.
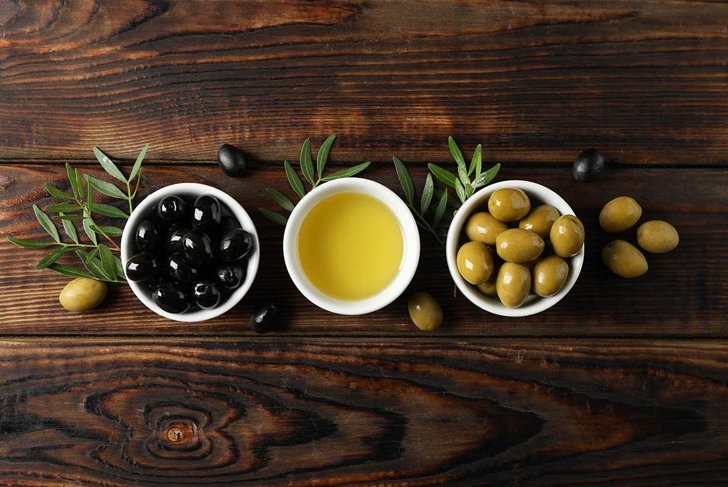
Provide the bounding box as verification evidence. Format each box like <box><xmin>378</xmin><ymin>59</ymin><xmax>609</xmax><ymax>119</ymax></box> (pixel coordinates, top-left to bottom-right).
<box><xmin>94</xmin><ymin>225</ymin><xmax>124</xmax><ymax>237</ymax></box>
<box><xmin>299</xmin><ymin>138</ymin><xmax>315</xmax><ymax>186</ymax></box>
<box><xmin>48</xmin><ymin>264</ymin><xmax>96</xmax><ymax>280</ymax></box>
<box><xmin>46</xmin><ymin>202</ymin><xmax>80</xmax><ymax>213</ymax></box>
<box><xmin>469</xmin><ymin>144</ymin><xmax>482</xmax><ymax>177</ymax></box>
<box><xmin>66</xmin><ymin>163</ymin><xmax>81</xmax><ymax>199</ymax></box>
<box><xmin>45</xmin><ymin>183</ymin><xmax>74</xmax><ymax>200</ymax></box>
<box><xmin>320</xmin><ymin>161</ymin><xmax>371</xmax><ymax>182</ymax></box>
<box><xmin>431</xmin><ymin>138</ymin><xmax>501</xmax><ymax>206</ymax></box>
<box><xmin>129</xmin><ymin>144</ymin><xmax>148</xmax><ymax>182</ymax></box>
<box><xmin>448</xmin><ymin>136</ymin><xmax>466</xmax><ymax>168</ymax></box>
<box><xmin>36</xmin><ymin>246</ymin><xmax>69</xmax><ymax>269</ymax></box>
<box><xmin>432</xmin><ymin>189</ymin><xmax>449</xmax><ymax>229</ymax></box>
<box><xmin>428</xmin><ymin>164</ymin><xmax>458</xmax><ymax>189</ymax></box>
<box><xmin>33</xmin><ymin>205</ymin><xmax>60</xmax><ymax>242</ymax></box>
<box><xmin>284</xmin><ymin>161</ymin><xmax>305</xmax><ymax>198</ymax></box>
<box><xmin>82</xmin><ymin>216</ymin><xmax>97</xmax><ymax>245</ymax></box>
<box><xmin>420</xmin><ymin>173</ymin><xmax>434</xmax><ymax>215</ymax></box>
<box><xmin>61</xmin><ymin>215</ymin><xmax>79</xmax><ymax>244</ymax></box>
<box><xmin>98</xmin><ymin>244</ymin><xmax>116</xmax><ymax>280</ymax></box>
<box><xmin>316</xmin><ymin>134</ymin><xmax>337</xmax><ymax>179</ymax></box>
<box><xmin>259</xmin><ymin>208</ymin><xmax>288</xmax><ymax>226</ymax></box>
<box><xmin>86</xmin><ymin>175</ymin><xmax>127</xmax><ymax>200</ymax></box>
<box><xmin>91</xmin><ymin>203</ymin><xmax>128</xmax><ymax>219</ymax></box>
<box><xmin>93</xmin><ymin>147</ymin><xmax>126</xmax><ymax>183</ymax></box>
<box><xmin>393</xmin><ymin>156</ymin><xmax>414</xmax><ymax>205</ymax></box>
<box><xmin>7</xmin><ymin>236</ymin><xmax>54</xmax><ymax>249</ymax></box>
<box><xmin>266</xmin><ymin>188</ymin><xmax>294</xmax><ymax>212</ymax></box>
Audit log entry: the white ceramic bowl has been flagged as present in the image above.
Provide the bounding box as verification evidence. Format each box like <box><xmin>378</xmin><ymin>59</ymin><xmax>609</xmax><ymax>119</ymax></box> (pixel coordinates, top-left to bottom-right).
<box><xmin>121</xmin><ymin>183</ymin><xmax>259</xmax><ymax>322</ymax></box>
<box><xmin>446</xmin><ymin>180</ymin><xmax>584</xmax><ymax>317</ymax></box>
<box><xmin>283</xmin><ymin>178</ymin><xmax>420</xmax><ymax>315</ymax></box>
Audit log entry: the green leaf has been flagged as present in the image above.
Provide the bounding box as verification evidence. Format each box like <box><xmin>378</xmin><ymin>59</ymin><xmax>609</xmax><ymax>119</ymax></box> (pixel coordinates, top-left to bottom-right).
<box><xmin>48</xmin><ymin>264</ymin><xmax>96</xmax><ymax>280</ymax></box>
<box><xmin>266</xmin><ymin>188</ymin><xmax>294</xmax><ymax>212</ymax></box>
<box><xmin>93</xmin><ymin>147</ymin><xmax>126</xmax><ymax>183</ymax></box>
<box><xmin>436</xmin><ymin>188</ymin><xmax>460</xmax><ymax>209</ymax></box>
<box><xmin>7</xmin><ymin>236</ymin><xmax>54</xmax><ymax>249</ymax></box>
<box><xmin>299</xmin><ymin>138</ymin><xmax>315</xmax><ymax>186</ymax></box>
<box><xmin>320</xmin><ymin>161</ymin><xmax>371</xmax><ymax>181</ymax></box>
<box><xmin>130</xmin><ymin>143</ymin><xmax>148</xmax><ymax>182</ymax></box>
<box><xmin>448</xmin><ymin>136</ymin><xmax>466</xmax><ymax>169</ymax></box>
<box><xmin>483</xmin><ymin>162</ymin><xmax>501</xmax><ymax>185</ymax></box>
<box><xmin>98</xmin><ymin>244</ymin><xmax>116</xmax><ymax>280</ymax></box>
<box><xmin>33</xmin><ymin>204</ymin><xmax>60</xmax><ymax>242</ymax></box>
<box><xmin>259</xmin><ymin>208</ymin><xmax>288</xmax><ymax>226</ymax></box>
<box><xmin>454</xmin><ymin>179</ymin><xmax>466</xmax><ymax>203</ymax></box>
<box><xmin>284</xmin><ymin>161</ymin><xmax>305</xmax><ymax>198</ymax></box>
<box><xmin>420</xmin><ymin>173</ymin><xmax>434</xmax><ymax>215</ymax></box>
<box><xmin>433</xmin><ymin>189</ymin><xmax>449</xmax><ymax>228</ymax></box>
<box><xmin>61</xmin><ymin>216</ymin><xmax>79</xmax><ymax>243</ymax></box>
<box><xmin>86</xmin><ymin>175</ymin><xmax>127</xmax><ymax>199</ymax></box>
<box><xmin>83</xmin><ymin>216</ymin><xmax>97</xmax><ymax>245</ymax></box>
<box><xmin>66</xmin><ymin>163</ymin><xmax>81</xmax><ymax>199</ymax></box>
<box><xmin>45</xmin><ymin>183</ymin><xmax>74</xmax><ymax>200</ymax></box>
<box><xmin>393</xmin><ymin>156</ymin><xmax>414</xmax><ymax>205</ymax></box>
<box><xmin>84</xmin><ymin>256</ymin><xmax>114</xmax><ymax>281</ymax></box>
<box><xmin>91</xmin><ymin>203</ymin><xmax>129</xmax><ymax>219</ymax></box>
<box><xmin>113</xmin><ymin>254</ymin><xmax>125</xmax><ymax>280</ymax></box>
<box><xmin>469</xmin><ymin>144</ymin><xmax>482</xmax><ymax>177</ymax></box>
<box><xmin>58</xmin><ymin>214</ymin><xmax>84</xmax><ymax>222</ymax></box>
<box><xmin>46</xmin><ymin>203</ymin><xmax>80</xmax><ymax>213</ymax></box>
<box><xmin>316</xmin><ymin>134</ymin><xmax>336</xmax><ymax>180</ymax></box>
<box><xmin>465</xmin><ymin>180</ymin><xmax>474</xmax><ymax>198</ymax></box>
<box><xmin>428</xmin><ymin>164</ymin><xmax>458</xmax><ymax>189</ymax></box>
<box><xmin>36</xmin><ymin>247</ymin><xmax>69</xmax><ymax>269</ymax></box>
<box><xmin>457</xmin><ymin>164</ymin><xmax>469</xmax><ymax>186</ymax></box>
<box><xmin>95</xmin><ymin>225</ymin><xmax>124</xmax><ymax>237</ymax></box>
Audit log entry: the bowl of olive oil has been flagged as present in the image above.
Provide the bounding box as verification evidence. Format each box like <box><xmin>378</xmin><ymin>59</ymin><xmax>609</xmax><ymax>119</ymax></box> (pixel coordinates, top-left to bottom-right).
<box><xmin>283</xmin><ymin>178</ymin><xmax>420</xmax><ymax>315</ymax></box>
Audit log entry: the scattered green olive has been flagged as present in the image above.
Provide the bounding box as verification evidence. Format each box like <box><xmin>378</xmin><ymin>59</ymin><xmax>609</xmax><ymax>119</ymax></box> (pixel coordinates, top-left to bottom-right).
<box><xmin>637</xmin><ymin>220</ymin><xmax>679</xmax><ymax>254</ymax></box>
<box><xmin>495</xmin><ymin>228</ymin><xmax>545</xmax><ymax>264</ymax></box>
<box><xmin>532</xmin><ymin>255</ymin><xmax>569</xmax><ymax>297</ymax></box>
<box><xmin>59</xmin><ymin>277</ymin><xmax>108</xmax><ymax>312</ymax></box>
<box><xmin>407</xmin><ymin>292</ymin><xmax>443</xmax><ymax>331</ymax></box>
<box><xmin>476</xmin><ymin>280</ymin><xmax>497</xmax><ymax>296</ymax></box>
<box><xmin>550</xmin><ymin>215</ymin><xmax>585</xmax><ymax>258</ymax></box>
<box><xmin>496</xmin><ymin>263</ymin><xmax>531</xmax><ymax>308</ymax></box>
<box><xmin>602</xmin><ymin>240</ymin><xmax>648</xmax><ymax>278</ymax></box>
<box><xmin>518</xmin><ymin>204</ymin><xmax>560</xmax><ymax>239</ymax></box>
<box><xmin>456</xmin><ymin>241</ymin><xmax>495</xmax><ymax>285</ymax></box>
<box><xmin>465</xmin><ymin>211</ymin><xmax>508</xmax><ymax>245</ymax></box>
<box><xmin>599</xmin><ymin>196</ymin><xmax>642</xmax><ymax>233</ymax></box>
<box><xmin>488</xmin><ymin>188</ymin><xmax>531</xmax><ymax>222</ymax></box>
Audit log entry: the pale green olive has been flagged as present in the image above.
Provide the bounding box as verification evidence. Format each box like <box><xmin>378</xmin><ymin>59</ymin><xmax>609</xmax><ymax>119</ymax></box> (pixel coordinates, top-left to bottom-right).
<box><xmin>456</xmin><ymin>241</ymin><xmax>494</xmax><ymax>285</ymax></box>
<box><xmin>637</xmin><ymin>220</ymin><xmax>679</xmax><ymax>253</ymax></box>
<box><xmin>550</xmin><ymin>215</ymin><xmax>585</xmax><ymax>258</ymax></box>
<box><xmin>518</xmin><ymin>205</ymin><xmax>560</xmax><ymax>239</ymax></box>
<box><xmin>488</xmin><ymin>188</ymin><xmax>531</xmax><ymax>222</ymax></box>
<box><xmin>407</xmin><ymin>292</ymin><xmax>443</xmax><ymax>331</ymax></box>
<box><xmin>532</xmin><ymin>255</ymin><xmax>569</xmax><ymax>297</ymax></box>
<box><xmin>496</xmin><ymin>228</ymin><xmax>545</xmax><ymax>263</ymax></box>
<box><xmin>599</xmin><ymin>196</ymin><xmax>642</xmax><ymax>233</ymax></box>
<box><xmin>465</xmin><ymin>211</ymin><xmax>508</xmax><ymax>245</ymax></box>
<box><xmin>496</xmin><ymin>263</ymin><xmax>531</xmax><ymax>308</ymax></box>
<box><xmin>476</xmin><ymin>279</ymin><xmax>497</xmax><ymax>296</ymax></box>
<box><xmin>59</xmin><ymin>277</ymin><xmax>108</xmax><ymax>312</ymax></box>
<box><xmin>602</xmin><ymin>240</ymin><xmax>648</xmax><ymax>278</ymax></box>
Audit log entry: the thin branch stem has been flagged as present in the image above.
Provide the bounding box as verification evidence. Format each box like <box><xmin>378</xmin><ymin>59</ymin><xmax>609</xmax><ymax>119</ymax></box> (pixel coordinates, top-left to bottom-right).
<box><xmin>408</xmin><ymin>204</ymin><xmax>445</xmax><ymax>249</ymax></box>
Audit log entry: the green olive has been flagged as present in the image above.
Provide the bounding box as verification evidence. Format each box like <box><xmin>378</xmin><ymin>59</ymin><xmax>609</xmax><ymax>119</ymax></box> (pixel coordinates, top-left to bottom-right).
<box><xmin>532</xmin><ymin>255</ymin><xmax>569</xmax><ymax>297</ymax></box>
<box><xmin>465</xmin><ymin>211</ymin><xmax>508</xmax><ymax>245</ymax></box>
<box><xmin>518</xmin><ymin>205</ymin><xmax>560</xmax><ymax>239</ymax></box>
<box><xmin>476</xmin><ymin>279</ymin><xmax>497</xmax><ymax>296</ymax></box>
<box><xmin>496</xmin><ymin>263</ymin><xmax>531</xmax><ymax>308</ymax></box>
<box><xmin>550</xmin><ymin>215</ymin><xmax>585</xmax><ymax>258</ymax></box>
<box><xmin>407</xmin><ymin>292</ymin><xmax>443</xmax><ymax>331</ymax></box>
<box><xmin>59</xmin><ymin>277</ymin><xmax>108</xmax><ymax>312</ymax></box>
<box><xmin>602</xmin><ymin>240</ymin><xmax>648</xmax><ymax>278</ymax></box>
<box><xmin>599</xmin><ymin>196</ymin><xmax>642</xmax><ymax>233</ymax></box>
<box><xmin>637</xmin><ymin>220</ymin><xmax>679</xmax><ymax>253</ymax></box>
<box><xmin>456</xmin><ymin>241</ymin><xmax>494</xmax><ymax>285</ymax></box>
<box><xmin>495</xmin><ymin>228</ymin><xmax>545</xmax><ymax>263</ymax></box>
<box><xmin>488</xmin><ymin>188</ymin><xmax>531</xmax><ymax>222</ymax></box>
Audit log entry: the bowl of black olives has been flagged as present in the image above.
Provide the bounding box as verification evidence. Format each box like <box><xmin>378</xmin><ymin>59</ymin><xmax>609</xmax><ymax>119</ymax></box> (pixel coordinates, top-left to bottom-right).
<box><xmin>121</xmin><ymin>183</ymin><xmax>259</xmax><ymax>322</ymax></box>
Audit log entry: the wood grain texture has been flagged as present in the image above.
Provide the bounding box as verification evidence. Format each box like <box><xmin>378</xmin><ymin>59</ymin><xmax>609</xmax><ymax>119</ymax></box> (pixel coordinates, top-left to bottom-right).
<box><xmin>1</xmin><ymin>0</ymin><xmax>727</xmax><ymax>164</ymax></box>
<box><xmin>0</xmin><ymin>338</ymin><xmax>725</xmax><ymax>486</ymax></box>
<box><xmin>1</xmin><ymin>163</ymin><xmax>726</xmax><ymax>337</ymax></box>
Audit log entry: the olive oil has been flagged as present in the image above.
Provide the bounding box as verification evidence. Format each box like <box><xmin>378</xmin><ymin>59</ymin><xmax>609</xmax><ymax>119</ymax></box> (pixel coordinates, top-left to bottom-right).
<box><xmin>298</xmin><ymin>192</ymin><xmax>403</xmax><ymax>301</ymax></box>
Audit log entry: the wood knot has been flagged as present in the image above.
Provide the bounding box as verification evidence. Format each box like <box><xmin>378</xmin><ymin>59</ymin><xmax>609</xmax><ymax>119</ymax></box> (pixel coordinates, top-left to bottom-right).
<box><xmin>161</xmin><ymin>421</ymin><xmax>197</xmax><ymax>448</ymax></box>
<box><xmin>0</xmin><ymin>173</ymin><xmax>14</xmax><ymax>190</ymax></box>
<box><xmin>166</xmin><ymin>426</ymin><xmax>185</xmax><ymax>442</ymax></box>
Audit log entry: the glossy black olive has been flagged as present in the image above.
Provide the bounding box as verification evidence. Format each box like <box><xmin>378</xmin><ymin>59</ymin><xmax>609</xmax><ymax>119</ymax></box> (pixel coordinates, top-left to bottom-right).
<box><xmin>182</xmin><ymin>229</ymin><xmax>214</xmax><ymax>266</ymax></box>
<box><xmin>573</xmin><ymin>148</ymin><xmax>606</xmax><ymax>182</ymax></box>
<box><xmin>191</xmin><ymin>195</ymin><xmax>222</xmax><ymax>230</ymax></box>
<box><xmin>125</xmin><ymin>252</ymin><xmax>159</xmax><ymax>282</ymax></box>
<box><xmin>193</xmin><ymin>281</ymin><xmax>222</xmax><ymax>309</ymax></box>
<box><xmin>217</xmin><ymin>144</ymin><xmax>247</xmax><ymax>177</ymax></box>
<box><xmin>135</xmin><ymin>219</ymin><xmax>161</xmax><ymax>252</ymax></box>
<box><xmin>250</xmin><ymin>301</ymin><xmax>281</xmax><ymax>334</ymax></box>
<box><xmin>157</xmin><ymin>195</ymin><xmax>186</xmax><ymax>223</ymax></box>
<box><xmin>220</xmin><ymin>216</ymin><xmax>241</xmax><ymax>235</ymax></box>
<box><xmin>219</xmin><ymin>228</ymin><xmax>254</xmax><ymax>263</ymax></box>
<box><xmin>165</xmin><ymin>253</ymin><xmax>199</xmax><ymax>283</ymax></box>
<box><xmin>152</xmin><ymin>281</ymin><xmax>189</xmax><ymax>313</ymax></box>
<box><xmin>164</xmin><ymin>224</ymin><xmax>189</xmax><ymax>255</ymax></box>
<box><xmin>215</xmin><ymin>263</ymin><xmax>245</xmax><ymax>289</ymax></box>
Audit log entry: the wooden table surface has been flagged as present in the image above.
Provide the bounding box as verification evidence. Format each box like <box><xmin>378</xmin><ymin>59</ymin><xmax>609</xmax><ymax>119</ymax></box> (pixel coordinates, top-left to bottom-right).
<box><xmin>1</xmin><ymin>1</ymin><xmax>727</xmax><ymax>485</ymax></box>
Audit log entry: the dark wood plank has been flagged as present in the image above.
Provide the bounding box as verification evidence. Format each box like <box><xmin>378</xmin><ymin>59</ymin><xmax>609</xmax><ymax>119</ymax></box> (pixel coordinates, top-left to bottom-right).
<box><xmin>1</xmin><ymin>163</ymin><xmax>726</xmax><ymax>337</ymax></box>
<box><xmin>0</xmin><ymin>338</ymin><xmax>725</xmax><ymax>486</ymax></box>
<box><xmin>1</xmin><ymin>1</ymin><xmax>727</xmax><ymax>164</ymax></box>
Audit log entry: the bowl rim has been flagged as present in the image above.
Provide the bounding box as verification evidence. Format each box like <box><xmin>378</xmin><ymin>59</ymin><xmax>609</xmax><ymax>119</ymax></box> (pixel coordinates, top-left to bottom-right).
<box><xmin>446</xmin><ymin>179</ymin><xmax>584</xmax><ymax>317</ymax></box>
<box><xmin>282</xmin><ymin>177</ymin><xmax>420</xmax><ymax>315</ymax></box>
<box><xmin>120</xmin><ymin>182</ymin><xmax>260</xmax><ymax>322</ymax></box>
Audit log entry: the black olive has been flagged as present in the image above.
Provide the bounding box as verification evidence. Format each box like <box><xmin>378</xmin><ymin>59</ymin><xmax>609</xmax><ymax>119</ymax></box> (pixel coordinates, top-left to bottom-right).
<box><xmin>215</xmin><ymin>263</ymin><xmax>245</xmax><ymax>289</ymax></box>
<box><xmin>217</xmin><ymin>144</ymin><xmax>247</xmax><ymax>177</ymax></box>
<box><xmin>152</xmin><ymin>281</ymin><xmax>189</xmax><ymax>313</ymax></box>
<box><xmin>191</xmin><ymin>195</ymin><xmax>222</xmax><ymax>230</ymax></box>
<box><xmin>182</xmin><ymin>229</ymin><xmax>214</xmax><ymax>266</ymax></box>
<box><xmin>125</xmin><ymin>252</ymin><xmax>159</xmax><ymax>282</ymax></box>
<box><xmin>157</xmin><ymin>196</ymin><xmax>186</xmax><ymax>223</ymax></box>
<box><xmin>573</xmin><ymin>148</ymin><xmax>606</xmax><ymax>182</ymax></box>
<box><xmin>250</xmin><ymin>301</ymin><xmax>281</xmax><ymax>334</ymax></box>
<box><xmin>135</xmin><ymin>219</ymin><xmax>161</xmax><ymax>252</ymax></box>
<box><xmin>165</xmin><ymin>253</ymin><xmax>199</xmax><ymax>283</ymax></box>
<box><xmin>220</xmin><ymin>216</ymin><xmax>241</xmax><ymax>235</ymax></box>
<box><xmin>219</xmin><ymin>228</ymin><xmax>254</xmax><ymax>263</ymax></box>
<box><xmin>165</xmin><ymin>224</ymin><xmax>190</xmax><ymax>255</ymax></box>
<box><xmin>193</xmin><ymin>281</ymin><xmax>222</xmax><ymax>309</ymax></box>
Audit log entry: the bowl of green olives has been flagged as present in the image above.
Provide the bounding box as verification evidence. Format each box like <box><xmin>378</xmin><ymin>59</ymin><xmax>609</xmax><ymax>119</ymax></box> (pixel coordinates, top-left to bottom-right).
<box><xmin>446</xmin><ymin>180</ymin><xmax>584</xmax><ymax>317</ymax></box>
<box><xmin>121</xmin><ymin>183</ymin><xmax>259</xmax><ymax>322</ymax></box>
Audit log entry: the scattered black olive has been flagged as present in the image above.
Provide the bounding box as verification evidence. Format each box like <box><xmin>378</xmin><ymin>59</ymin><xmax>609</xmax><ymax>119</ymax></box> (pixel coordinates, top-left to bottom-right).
<box><xmin>192</xmin><ymin>195</ymin><xmax>222</xmax><ymax>230</ymax></box>
<box><xmin>573</xmin><ymin>148</ymin><xmax>606</xmax><ymax>182</ymax></box>
<box><xmin>215</xmin><ymin>263</ymin><xmax>245</xmax><ymax>289</ymax></box>
<box><xmin>193</xmin><ymin>281</ymin><xmax>222</xmax><ymax>309</ymax></box>
<box><xmin>164</xmin><ymin>224</ymin><xmax>189</xmax><ymax>254</ymax></box>
<box><xmin>125</xmin><ymin>252</ymin><xmax>159</xmax><ymax>282</ymax></box>
<box><xmin>250</xmin><ymin>301</ymin><xmax>280</xmax><ymax>334</ymax></box>
<box><xmin>217</xmin><ymin>144</ymin><xmax>247</xmax><ymax>177</ymax></box>
<box><xmin>182</xmin><ymin>229</ymin><xmax>214</xmax><ymax>266</ymax></box>
<box><xmin>135</xmin><ymin>220</ymin><xmax>161</xmax><ymax>252</ymax></box>
<box><xmin>157</xmin><ymin>195</ymin><xmax>186</xmax><ymax>223</ymax></box>
<box><xmin>153</xmin><ymin>281</ymin><xmax>190</xmax><ymax>313</ymax></box>
<box><xmin>165</xmin><ymin>252</ymin><xmax>198</xmax><ymax>283</ymax></box>
<box><xmin>219</xmin><ymin>228</ymin><xmax>253</xmax><ymax>263</ymax></box>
